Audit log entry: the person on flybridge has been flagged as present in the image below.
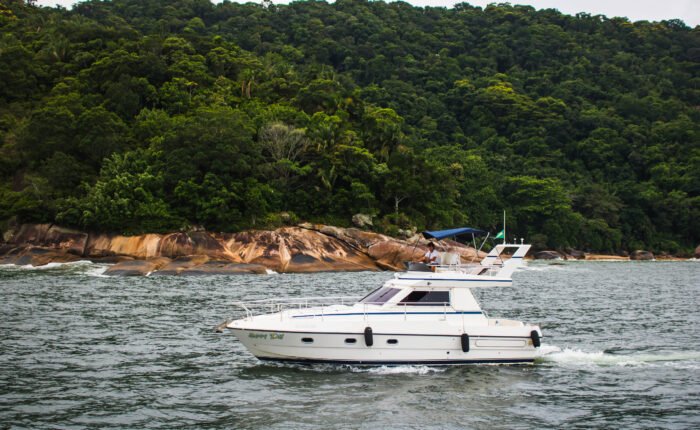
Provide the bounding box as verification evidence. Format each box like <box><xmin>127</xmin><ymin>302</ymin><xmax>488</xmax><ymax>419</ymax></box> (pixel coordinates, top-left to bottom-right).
<box><xmin>422</xmin><ymin>242</ymin><xmax>439</xmax><ymax>265</ymax></box>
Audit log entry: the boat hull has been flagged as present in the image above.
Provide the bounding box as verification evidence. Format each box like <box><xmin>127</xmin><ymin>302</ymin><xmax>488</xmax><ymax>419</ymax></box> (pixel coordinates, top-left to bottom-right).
<box><xmin>229</xmin><ymin>328</ymin><xmax>538</xmax><ymax>365</ymax></box>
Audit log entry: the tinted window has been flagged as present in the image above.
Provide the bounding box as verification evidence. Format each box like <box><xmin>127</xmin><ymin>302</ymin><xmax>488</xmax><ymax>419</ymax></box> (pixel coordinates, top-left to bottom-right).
<box><xmin>359</xmin><ymin>287</ymin><xmax>401</xmax><ymax>304</ymax></box>
<box><xmin>399</xmin><ymin>291</ymin><xmax>450</xmax><ymax>306</ymax></box>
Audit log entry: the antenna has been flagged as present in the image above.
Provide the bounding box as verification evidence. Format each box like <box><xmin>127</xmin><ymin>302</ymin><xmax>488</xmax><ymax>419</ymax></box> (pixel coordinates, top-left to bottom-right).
<box><xmin>503</xmin><ymin>210</ymin><xmax>506</xmax><ymax>245</ymax></box>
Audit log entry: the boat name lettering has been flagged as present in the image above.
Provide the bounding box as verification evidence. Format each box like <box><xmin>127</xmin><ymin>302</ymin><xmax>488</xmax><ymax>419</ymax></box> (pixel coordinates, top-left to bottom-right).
<box><xmin>249</xmin><ymin>332</ymin><xmax>267</xmax><ymax>339</ymax></box>
<box><xmin>248</xmin><ymin>332</ymin><xmax>285</xmax><ymax>340</ymax></box>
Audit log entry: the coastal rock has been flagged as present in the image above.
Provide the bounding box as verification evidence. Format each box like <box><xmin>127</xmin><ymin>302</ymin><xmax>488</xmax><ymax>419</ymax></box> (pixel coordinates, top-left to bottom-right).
<box><xmin>0</xmin><ymin>246</ymin><xmax>81</xmax><ymax>266</ymax></box>
<box><xmin>85</xmin><ymin>233</ymin><xmax>162</xmax><ymax>258</ymax></box>
<box><xmin>7</xmin><ymin>224</ymin><xmax>87</xmax><ymax>255</ymax></box>
<box><xmin>178</xmin><ymin>261</ymin><xmax>267</xmax><ymax>276</ymax></box>
<box><xmin>0</xmin><ymin>243</ymin><xmax>16</xmax><ymax>257</ymax></box>
<box><xmin>151</xmin><ymin>255</ymin><xmax>211</xmax><ymax>276</ymax></box>
<box><xmin>695</xmin><ymin>245</ymin><xmax>700</xmax><ymax>258</ymax></box>
<box><xmin>584</xmin><ymin>254</ymin><xmax>630</xmax><ymax>261</ymax></box>
<box><xmin>104</xmin><ymin>257</ymin><xmax>171</xmax><ymax>276</ymax></box>
<box><xmin>367</xmin><ymin>240</ymin><xmax>423</xmax><ymax>271</ymax></box>
<box><xmin>630</xmin><ymin>250</ymin><xmax>654</xmax><ymax>261</ymax></box>
<box><xmin>158</xmin><ymin>232</ymin><xmax>233</xmax><ymax>260</ymax></box>
<box><xmin>89</xmin><ymin>255</ymin><xmax>135</xmax><ymax>264</ymax></box>
<box><xmin>565</xmin><ymin>249</ymin><xmax>586</xmax><ymax>260</ymax></box>
<box><xmin>4</xmin><ymin>223</ymin><xmax>486</xmax><ymax>274</ymax></box>
<box><xmin>223</xmin><ymin>227</ymin><xmax>380</xmax><ymax>273</ymax></box>
<box><xmin>533</xmin><ymin>250</ymin><xmax>563</xmax><ymax>260</ymax></box>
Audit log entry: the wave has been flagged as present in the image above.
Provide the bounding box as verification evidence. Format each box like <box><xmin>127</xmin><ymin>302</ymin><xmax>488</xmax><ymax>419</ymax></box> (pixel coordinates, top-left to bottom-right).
<box><xmin>351</xmin><ymin>365</ymin><xmax>446</xmax><ymax>375</ymax></box>
<box><xmin>0</xmin><ymin>260</ymin><xmax>110</xmax><ymax>277</ymax></box>
<box><xmin>0</xmin><ymin>260</ymin><xmax>92</xmax><ymax>270</ymax></box>
<box><xmin>537</xmin><ymin>344</ymin><xmax>700</xmax><ymax>367</ymax></box>
<box><xmin>265</xmin><ymin>269</ymin><xmax>278</xmax><ymax>275</ymax></box>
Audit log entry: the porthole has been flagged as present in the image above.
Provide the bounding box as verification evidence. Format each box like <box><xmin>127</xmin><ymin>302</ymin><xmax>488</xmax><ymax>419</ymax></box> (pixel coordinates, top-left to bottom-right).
<box><xmin>387</xmin><ymin>339</ymin><xmax>398</xmax><ymax>345</ymax></box>
<box><xmin>301</xmin><ymin>337</ymin><xmax>314</xmax><ymax>343</ymax></box>
<box><xmin>345</xmin><ymin>338</ymin><xmax>357</xmax><ymax>344</ymax></box>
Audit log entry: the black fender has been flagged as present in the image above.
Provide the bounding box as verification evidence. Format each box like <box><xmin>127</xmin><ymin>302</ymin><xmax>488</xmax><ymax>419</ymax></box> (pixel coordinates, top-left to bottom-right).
<box><xmin>530</xmin><ymin>330</ymin><xmax>541</xmax><ymax>348</ymax></box>
<box><xmin>460</xmin><ymin>333</ymin><xmax>470</xmax><ymax>352</ymax></box>
<box><xmin>364</xmin><ymin>327</ymin><xmax>373</xmax><ymax>347</ymax></box>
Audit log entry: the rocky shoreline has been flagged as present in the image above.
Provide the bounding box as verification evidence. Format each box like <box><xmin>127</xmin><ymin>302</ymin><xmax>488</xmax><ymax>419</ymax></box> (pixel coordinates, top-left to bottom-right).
<box><xmin>0</xmin><ymin>223</ymin><xmax>486</xmax><ymax>276</ymax></box>
<box><xmin>1</xmin><ymin>224</ymin><xmax>696</xmax><ymax>276</ymax></box>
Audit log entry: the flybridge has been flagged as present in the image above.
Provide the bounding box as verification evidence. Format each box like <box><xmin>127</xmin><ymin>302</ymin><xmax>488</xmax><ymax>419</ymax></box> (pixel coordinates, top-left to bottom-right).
<box><xmin>402</xmin><ymin>241</ymin><xmax>531</xmax><ymax>285</ymax></box>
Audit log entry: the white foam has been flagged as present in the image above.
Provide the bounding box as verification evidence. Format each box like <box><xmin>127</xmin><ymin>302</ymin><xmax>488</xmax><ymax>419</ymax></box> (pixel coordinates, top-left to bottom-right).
<box><xmin>538</xmin><ymin>345</ymin><xmax>700</xmax><ymax>367</ymax></box>
<box><xmin>265</xmin><ymin>269</ymin><xmax>278</xmax><ymax>275</ymax></box>
<box><xmin>83</xmin><ymin>265</ymin><xmax>110</xmax><ymax>277</ymax></box>
<box><xmin>351</xmin><ymin>365</ymin><xmax>446</xmax><ymax>375</ymax></box>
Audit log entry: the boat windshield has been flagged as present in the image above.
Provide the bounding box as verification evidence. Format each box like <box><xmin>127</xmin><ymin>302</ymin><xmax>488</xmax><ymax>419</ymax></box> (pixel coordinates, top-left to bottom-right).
<box><xmin>359</xmin><ymin>287</ymin><xmax>401</xmax><ymax>305</ymax></box>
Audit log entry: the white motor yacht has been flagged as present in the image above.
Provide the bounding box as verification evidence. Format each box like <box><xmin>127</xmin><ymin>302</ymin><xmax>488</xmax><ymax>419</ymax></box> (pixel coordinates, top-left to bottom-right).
<box><xmin>225</xmin><ymin>227</ymin><xmax>542</xmax><ymax>365</ymax></box>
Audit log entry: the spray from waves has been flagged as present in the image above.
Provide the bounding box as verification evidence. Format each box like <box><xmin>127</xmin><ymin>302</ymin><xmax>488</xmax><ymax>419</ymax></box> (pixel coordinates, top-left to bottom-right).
<box><xmin>537</xmin><ymin>344</ymin><xmax>700</xmax><ymax>368</ymax></box>
<box><xmin>0</xmin><ymin>260</ymin><xmax>111</xmax><ymax>277</ymax></box>
<box><xmin>0</xmin><ymin>260</ymin><xmax>93</xmax><ymax>270</ymax></box>
<box><xmin>265</xmin><ymin>269</ymin><xmax>278</xmax><ymax>275</ymax></box>
<box><xmin>351</xmin><ymin>365</ymin><xmax>447</xmax><ymax>375</ymax></box>
<box><xmin>256</xmin><ymin>361</ymin><xmax>446</xmax><ymax>375</ymax></box>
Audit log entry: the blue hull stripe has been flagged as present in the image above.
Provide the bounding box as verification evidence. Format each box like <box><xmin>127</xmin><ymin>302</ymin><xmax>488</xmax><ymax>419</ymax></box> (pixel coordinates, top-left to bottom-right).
<box><xmin>292</xmin><ymin>311</ymin><xmax>482</xmax><ymax>318</ymax></box>
<box><xmin>230</xmin><ymin>327</ymin><xmax>533</xmax><ymax>339</ymax></box>
<box><xmin>258</xmin><ymin>357</ymin><xmax>534</xmax><ymax>366</ymax></box>
<box><xmin>398</xmin><ymin>278</ymin><xmax>512</xmax><ymax>282</ymax></box>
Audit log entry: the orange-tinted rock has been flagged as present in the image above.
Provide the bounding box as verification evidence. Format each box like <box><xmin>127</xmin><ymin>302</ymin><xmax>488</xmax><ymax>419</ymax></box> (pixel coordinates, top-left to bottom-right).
<box><xmin>694</xmin><ymin>245</ymin><xmax>699</xmax><ymax>259</ymax></box>
<box><xmin>0</xmin><ymin>246</ymin><xmax>81</xmax><ymax>266</ymax></box>
<box><xmin>178</xmin><ymin>261</ymin><xmax>267</xmax><ymax>276</ymax></box>
<box><xmin>151</xmin><ymin>255</ymin><xmax>211</xmax><ymax>276</ymax></box>
<box><xmin>223</xmin><ymin>227</ymin><xmax>379</xmax><ymax>273</ymax></box>
<box><xmin>367</xmin><ymin>240</ymin><xmax>423</xmax><ymax>271</ymax></box>
<box><xmin>158</xmin><ymin>232</ymin><xmax>233</xmax><ymax>260</ymax></box>
<box><xmin>85</xmin><ymin>233</ymin><xmax>162</xmax><ymax>258</ymax></box>
<box><xmin>104</xmin><ymin>257</ymin><xmax>171</xmax><ymax>276</ymax></box>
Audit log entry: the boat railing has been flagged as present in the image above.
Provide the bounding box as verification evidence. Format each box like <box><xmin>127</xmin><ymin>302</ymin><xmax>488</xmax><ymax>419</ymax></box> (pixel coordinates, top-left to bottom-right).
<box><xmin>407</xmin><ymin>262</ymin><xmax>502</xmax><ymax>276</ymax></box>
<box><xmin>233</xmin><ymin>298</ymin><xmax>458</xmax><ymax>321</ymax></box>
<box><xmin>233</xmin><ymin>296</ymin><xmax>361</xmax><ymax>319</ymax></box>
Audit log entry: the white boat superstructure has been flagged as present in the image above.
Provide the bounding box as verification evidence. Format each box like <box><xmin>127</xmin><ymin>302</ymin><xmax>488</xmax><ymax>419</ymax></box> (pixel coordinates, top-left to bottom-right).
<box><xmin>226</xmin><ymin>241</ymin><xmax>542</xmax><ymax>365</ymax></box>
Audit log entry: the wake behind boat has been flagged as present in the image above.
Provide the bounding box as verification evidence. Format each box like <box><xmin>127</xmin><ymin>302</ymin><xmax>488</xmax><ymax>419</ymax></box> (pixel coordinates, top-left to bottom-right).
<box><xmin>224</xmin><ymin>227</ymin><xmax>542</xmax><ymax>365</ymax></box>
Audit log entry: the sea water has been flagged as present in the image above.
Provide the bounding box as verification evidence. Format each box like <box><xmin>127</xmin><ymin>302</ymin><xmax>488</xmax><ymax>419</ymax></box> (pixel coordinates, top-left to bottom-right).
<box><xmin>0</xmin><ymin>261</ymin><xmax>698</xmax><ymax>428</ymax></box>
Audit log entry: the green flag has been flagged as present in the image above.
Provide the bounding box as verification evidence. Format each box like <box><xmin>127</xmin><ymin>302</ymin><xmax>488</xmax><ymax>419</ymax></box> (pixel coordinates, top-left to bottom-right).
<box><xmin>495</xmin><ymin>229</ymin><xmax>504</xmax><ymax>239</ymax></box>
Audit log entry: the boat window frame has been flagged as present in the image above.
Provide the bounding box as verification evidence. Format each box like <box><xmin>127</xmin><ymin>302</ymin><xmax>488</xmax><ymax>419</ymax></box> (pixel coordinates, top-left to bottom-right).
<box><xmin>397</xmin><ymin>290</ymin><xmax>451</xmax><ymax>307</ymax></box>
<box><xmin>358</xmin><ymin>286</ymin><xmax>402</xmax><ymax>305</ymax></box>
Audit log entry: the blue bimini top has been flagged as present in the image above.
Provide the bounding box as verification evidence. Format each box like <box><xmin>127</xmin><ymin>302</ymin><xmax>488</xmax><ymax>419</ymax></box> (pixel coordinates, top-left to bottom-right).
<box><xmin>422</xmin><ymin>227</ymin><xmax>487</xmax><ymax>240</ymax></box>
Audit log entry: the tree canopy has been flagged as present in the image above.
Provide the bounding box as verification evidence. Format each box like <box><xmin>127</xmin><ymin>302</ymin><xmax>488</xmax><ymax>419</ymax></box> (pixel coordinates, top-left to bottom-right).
<box><xmin>1</xmin><ymin>0</ymin><xmax>698</xmax><ymax>254</ymax></box>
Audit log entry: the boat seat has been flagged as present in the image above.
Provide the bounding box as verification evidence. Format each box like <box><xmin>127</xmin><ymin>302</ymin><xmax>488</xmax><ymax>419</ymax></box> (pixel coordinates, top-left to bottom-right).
<box><xmin>439</xmin><ymin>252</ymin><xmax>461</xmax><ymax>266</ymax></box>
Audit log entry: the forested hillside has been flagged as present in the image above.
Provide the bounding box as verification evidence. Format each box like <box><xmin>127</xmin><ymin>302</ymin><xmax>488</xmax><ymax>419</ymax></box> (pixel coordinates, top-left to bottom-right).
<box><xmin>1</xmin><ymin>0</ymin><xmax>698</xmax><ymax>253</ymax></box>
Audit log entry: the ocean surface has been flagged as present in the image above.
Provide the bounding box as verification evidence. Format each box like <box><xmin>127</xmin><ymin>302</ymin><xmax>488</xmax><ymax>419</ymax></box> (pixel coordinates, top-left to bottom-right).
<box><xmin>1</xmin><ymin>260</ymin><xmax>698</xmax><ymax>429</ymax></box>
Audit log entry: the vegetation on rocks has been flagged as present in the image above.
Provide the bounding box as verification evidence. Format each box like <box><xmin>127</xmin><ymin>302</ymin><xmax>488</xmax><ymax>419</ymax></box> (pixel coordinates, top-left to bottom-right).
<box><xmin>0</xmin><ymin>0</ymin><xmax>698</xmax><ymax>254</ymax></box>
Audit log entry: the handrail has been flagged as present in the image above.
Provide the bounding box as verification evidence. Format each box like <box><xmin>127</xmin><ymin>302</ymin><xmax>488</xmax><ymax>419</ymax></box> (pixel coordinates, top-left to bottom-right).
<box><xmin>231</xmin><ymin>299</ymin><xmax>457</xmax><ymax>320</ymax></box>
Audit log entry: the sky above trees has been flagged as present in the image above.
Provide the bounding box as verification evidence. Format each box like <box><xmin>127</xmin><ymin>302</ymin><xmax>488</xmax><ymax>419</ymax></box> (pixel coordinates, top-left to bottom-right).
<box><xmin>34</xmin><ymin>0</ymin><xmax>700</xmax><ymax>27</ymax></box>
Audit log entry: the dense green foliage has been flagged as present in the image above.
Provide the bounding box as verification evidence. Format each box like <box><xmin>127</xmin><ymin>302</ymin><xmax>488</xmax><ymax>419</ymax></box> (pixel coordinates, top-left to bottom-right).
<box><xmin>1</xmin><ymin>0</ymin><xmax>698</xmax><ymax>253</ymax></box>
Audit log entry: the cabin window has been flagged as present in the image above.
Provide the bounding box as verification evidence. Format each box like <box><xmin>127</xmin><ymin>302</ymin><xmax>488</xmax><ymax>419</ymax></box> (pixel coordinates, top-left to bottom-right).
<box><xmin>301</xmin><ymin>337</ymin><xmax>314</xmax><ymax>343</ymax></box>
<box><xmin>359</xmin><ymin>287</ymin><xmax>401</xmax><ymax>304</ymax></box>
<box><xmin>399</xmin><ymin>291</ymin><xmax>450</xmax><ymax>306</ymax></box>
<box><xmin>387</xmin><ymin>339</ymin><xmax>398</xmax><ymax>345</ymax></box>
<box><xmin>345</xmin><ymin>338</ymin><xmax>357</xmax><ymax>344</ymax></box>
